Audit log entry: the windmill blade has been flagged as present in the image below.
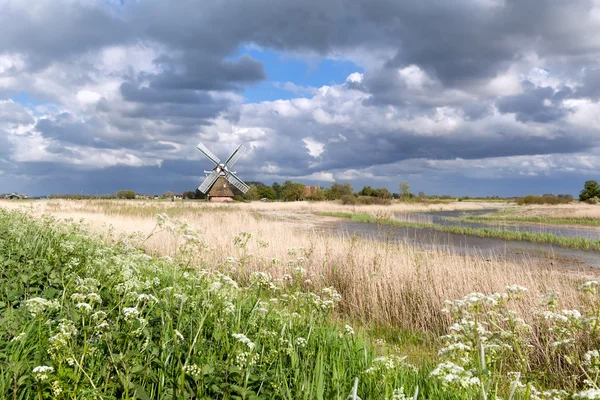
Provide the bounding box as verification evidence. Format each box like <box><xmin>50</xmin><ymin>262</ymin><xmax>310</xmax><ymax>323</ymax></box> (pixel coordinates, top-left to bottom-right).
<box><xmin>224</xmin><ymin>144</ymin><xmax>246</xmax><ymax>169</ymax></box>
<box><xmin>225</xmin><ymin>171</ymin><xmax>250</xmax><ymax>194</ymax></box>
<box><xmin>198</xmin><ymin>169</ymin><xmax>220</xmax><ymax>194</ymax></box>
<box><xmin>196</xmin><ymin>143</ymin><xmax>220</xmax><ymax>165</ymax></box>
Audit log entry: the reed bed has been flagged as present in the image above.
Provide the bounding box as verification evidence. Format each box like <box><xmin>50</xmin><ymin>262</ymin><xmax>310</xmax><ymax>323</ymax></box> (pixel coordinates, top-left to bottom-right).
<box><xmin>3</xmin><ymin>201</ymin><xmax>600</xmax><ymax>397</ymax></box>
<box><xmin>1</xmin><ymin>200</ymin><xmax>591</xmax><ymax>335</ymax></box>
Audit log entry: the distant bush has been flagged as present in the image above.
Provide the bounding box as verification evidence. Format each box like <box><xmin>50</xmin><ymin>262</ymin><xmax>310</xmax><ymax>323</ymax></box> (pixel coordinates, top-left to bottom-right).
<box><xmin>515</xmin><ymin>195</ymin><xmax>572</xmax><ymax>205</ymax></box>
<box><xmin>306</xmin><ymin>191</ymin><xmax>326</xmax><ymax>201</ymax></box>
<box><xmin>356</xmin><ymin>196</ymin><xmax>391</xmax><ymax>205</ymax></box>
<box><xmin>116</xmin><ymin>190</ymin><xmax>136</xmax><ymax>199</ymax></box>
<box><xmin>341</xmin><ymin>194</ymin><xmax>357</xmax><ymax>205</ymax></box>
<box><xmin>587</xmin><ymin>196</ymin><xmax>600</xmax><ymax>205</ymax></box>
<box><xmin>233</xmin><ymin>195</ymin><xmax>246</xmax><ymax>202</ymax></box>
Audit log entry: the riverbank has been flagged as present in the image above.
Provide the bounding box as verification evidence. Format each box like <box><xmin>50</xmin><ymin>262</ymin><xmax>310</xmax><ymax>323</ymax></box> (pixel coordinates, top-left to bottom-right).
<box><xmin>317</xmin><ymin>211</ymin><xmax>600</xmax><ymax>252</ymax></box>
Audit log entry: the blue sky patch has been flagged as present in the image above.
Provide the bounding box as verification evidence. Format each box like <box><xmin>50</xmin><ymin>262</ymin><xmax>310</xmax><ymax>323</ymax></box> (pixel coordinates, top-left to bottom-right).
<box><xmin>236</xmin><ymin>46</ymin><xmax>362</xmax><ymax>103</ymax></box>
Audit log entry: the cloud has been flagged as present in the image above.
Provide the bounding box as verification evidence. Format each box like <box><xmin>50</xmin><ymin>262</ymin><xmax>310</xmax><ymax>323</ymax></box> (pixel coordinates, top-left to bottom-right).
<box><xmin>1</xmin><ymin>0</ymin><xmax>600</xmax><ymax>195</ymax></box>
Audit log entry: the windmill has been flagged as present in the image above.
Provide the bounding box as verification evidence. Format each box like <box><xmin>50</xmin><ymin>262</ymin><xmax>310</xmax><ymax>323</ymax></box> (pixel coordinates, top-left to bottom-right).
<box><xmin>196</xmin><ymin>142</ymin><xmax>249</xmax><ymax>202</ymax></box>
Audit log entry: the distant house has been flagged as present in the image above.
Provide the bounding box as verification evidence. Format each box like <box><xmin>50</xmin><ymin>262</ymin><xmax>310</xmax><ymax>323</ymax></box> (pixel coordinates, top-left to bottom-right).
<box><xmin>305</xmin><ymin>186</ymin><xmax>320</xmax><ymax>197</ymax></box>
<box><xmin>7</xmin><ymin>193</ymin><xmax>23</xmax><ymax>200</ymax></box>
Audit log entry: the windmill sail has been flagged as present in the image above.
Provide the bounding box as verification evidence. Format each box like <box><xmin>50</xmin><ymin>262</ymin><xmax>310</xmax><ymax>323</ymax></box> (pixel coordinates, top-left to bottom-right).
<box><xmin>225</xmin><ymin>171</ymin><xmax>250</xmax><ymax>193</ymax></box>
<box><xmin>196</xmin><ymin>143</ymin><xmax>220</xmax><ymax>165</ymax></box>
<box><xmin>224</xmin><ymin>144</ymin><xmax>246</xmax><ymax>169</ymax></box>
<box><xmin>198</xmin><ymin>169</ymin><xmax>220</xmax><ymax>194</ymax></box>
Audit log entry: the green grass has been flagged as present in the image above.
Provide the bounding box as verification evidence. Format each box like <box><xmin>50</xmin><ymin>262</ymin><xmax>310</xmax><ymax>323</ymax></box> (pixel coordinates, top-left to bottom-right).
<box><xmin>0</xmin><ymin>208</ymin><xmax>470</xmax><ymax>399</ymax></box>
<box><xmin>452</xmin><ymin>215</ymin><xmax>600</xmax><ymax>227</ymax></box>
<box><xmin>1</xmin><ymin>208</ymin><xmax>598</xmax><ymax>398</ymax></box>
<box><xmin>318</xmin><ymin>212</ymin><xmax>600</xmax><ymax>252</ymax></box>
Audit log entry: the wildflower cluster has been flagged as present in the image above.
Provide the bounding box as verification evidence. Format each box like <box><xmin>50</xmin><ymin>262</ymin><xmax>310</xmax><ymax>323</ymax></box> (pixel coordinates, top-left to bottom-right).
<box><xmin>432</xmin><ymin>282</ymin><xmax>600</xmax><ymax>399</ymax></box>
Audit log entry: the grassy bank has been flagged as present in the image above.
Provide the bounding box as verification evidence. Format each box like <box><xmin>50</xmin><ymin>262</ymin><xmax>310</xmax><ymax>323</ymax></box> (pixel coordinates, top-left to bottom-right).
<box><xmin>0</xmin><ymin>209</ymin><xmax>438</xmax><ymax>399</ymax></box>
<box><xmin>3</xmin><ymin>209</ymin><xmax>600</xmax><ymax>398</ymax></box>
<box><xmin>318</xmin><ymin>212</ymin><xmax>600</xmax><ymax>252</ymax></box>
<box><xmin>453</xmin><ymin>215</ymin><xmax>600</xmax><ymax>227</ymax></box>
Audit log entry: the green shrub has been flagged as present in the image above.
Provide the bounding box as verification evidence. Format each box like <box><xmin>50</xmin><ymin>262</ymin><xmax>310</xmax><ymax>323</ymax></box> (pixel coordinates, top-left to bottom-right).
<box><xmin>587</xmin><ymin>196</ymin><xmax>600</xmax><ymax>205</ymax></box>
<box><xmin>356</xmin><ymin>196</ymin><xmax>391</xmax><ymax>205</ymax></box>
<box><xmin>341</xmin><ymin>194</ymin><xmax>357</xmax><ymax>205</ymax></box>
<box><xmin>515</xmin><ymin>195</ymin><xmax>572</xmax><ymax>205</ymax></box>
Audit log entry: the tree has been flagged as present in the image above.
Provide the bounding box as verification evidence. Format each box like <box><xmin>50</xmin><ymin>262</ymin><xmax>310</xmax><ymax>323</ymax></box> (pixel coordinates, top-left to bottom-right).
<box><xmin>372</xmin><ymin>188</ymin><xmax>392</xmax><ymax>199</ymax></box>
<box><xmin>116</xmin><ymin>190</ymin><xmax>136</xmax><ymax>199</ymax></box>
<box><xmin>358</xmin><ymin>186</ymin><xmax>375</xmax><ymax>197</ymax></box>
<box><xmin>162</xmin><ymin>191</ymin><xmax>175</xmax><ymax>199</ymax></box>
<box><xmin>194</xmin><ymin>189</ymin><xmax>206</xmax><ymax>200</ymax></box>
<box><xmin>272</xmin><ymin>182</ymin><xmax>281</xmax><ymax>200</ymax></box>
<box><xmin>257</xmin><ymin>186</ymin><xmax>276</xmax><ymax>200</ymax></box>
<box><xmin>327</xmin><ymin>182</ymin><xmax>354</xmax><ymax>200</ymax></box>
<box><xmin>243</xmin><ymin>185</ymin><xmax>260</xmax><ymax>201</ymax></box>
<box><xmin>399</xmin><ymin>181</ymin><xmax>410</xmax><ymax>200</ymax></box>
<box><xmin>281</xmin><ymin>181</ymin><xmax>306</xmax><ymax>201</ymax></box>
<box><xmin>307</xmin><ymin>189</ymin><xmax>326</xmax><ymax>201</ymax></box>
<box><xmin>580</xmin><ymin>180</ymin><xmax>600</xmax><ymax>201</ymax></box>
<box><xmin>418</xmin><ymin>191</ymin><xmax>426</xmax><ymax>199</ymax></box>
<box><xmin>182</xmin><ymin>191</ymin><xmax>196</xmax><ymax>199</ymax></box>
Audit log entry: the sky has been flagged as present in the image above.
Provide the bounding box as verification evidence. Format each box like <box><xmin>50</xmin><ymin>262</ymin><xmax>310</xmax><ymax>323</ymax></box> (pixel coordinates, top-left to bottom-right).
<box><xmin>0</xmin><ymin>0</ymin><xmax>599</xmax><ymax>197</ymax></box>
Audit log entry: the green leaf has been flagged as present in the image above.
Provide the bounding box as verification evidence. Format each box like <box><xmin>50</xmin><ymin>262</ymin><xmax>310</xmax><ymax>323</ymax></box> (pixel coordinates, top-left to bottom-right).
<box><xmin>134</xmin><ymin>383</ymin><xmax>152</xmax><ymax>400</ymax></box>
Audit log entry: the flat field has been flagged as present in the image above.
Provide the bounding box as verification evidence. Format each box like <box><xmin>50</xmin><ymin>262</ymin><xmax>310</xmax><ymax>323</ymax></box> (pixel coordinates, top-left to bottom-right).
<box><xmin>1</xmin><ymin>199</ymin><xmax>600</xmax><ymax>398</ymax></box>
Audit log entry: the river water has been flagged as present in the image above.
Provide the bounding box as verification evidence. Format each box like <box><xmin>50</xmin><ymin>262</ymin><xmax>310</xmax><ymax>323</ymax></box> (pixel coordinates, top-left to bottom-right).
<box><xmin>322</xmin><ymin>209</ymin><xmax>600</xmax><ymax>268</ymax></box>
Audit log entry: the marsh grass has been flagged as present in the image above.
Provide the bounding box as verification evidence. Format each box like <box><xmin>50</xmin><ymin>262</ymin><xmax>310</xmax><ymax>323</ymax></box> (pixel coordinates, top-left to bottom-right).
<box><xmin>1</xmin><ymin>200</ymin><xmax>592</xmax><ymax>337</ymax></box>
<box><xmin>319</xmin><ymin>212</ymin><xmax>600</xmax><ymax>252</ymax></box>
<box><xmin>1</xmin><ymin>204</ymin><xmax>600</xmax><ymax>397</ymax></box>
<box><xmin>0</xmin><ymin>209</ymin><xmax>451</xmax><ymax>399</ymax></box>
<box><xmin>458</xmin><ymin>215</ymin><xmax>600</xmax><ymax>227</ymax></box>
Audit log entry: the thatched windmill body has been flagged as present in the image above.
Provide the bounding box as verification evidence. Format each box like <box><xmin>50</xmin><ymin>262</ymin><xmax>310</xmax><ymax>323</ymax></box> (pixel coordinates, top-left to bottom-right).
<box><xmin>196</xmin><ymin>143</ymin><xmax>249</xmax><ymax>202</ymax></box>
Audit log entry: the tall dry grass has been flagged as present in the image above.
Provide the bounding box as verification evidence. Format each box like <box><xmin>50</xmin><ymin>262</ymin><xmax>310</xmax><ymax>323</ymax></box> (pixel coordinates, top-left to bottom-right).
<box><xmin>0</xmin><ymin>199</ymin><xmax>594</xmax><ymax>335</ymax></box>
<box><xmin>507</xmin><ymin>203</ymin><xmax>600</xmax><ymax>219</ymax></box>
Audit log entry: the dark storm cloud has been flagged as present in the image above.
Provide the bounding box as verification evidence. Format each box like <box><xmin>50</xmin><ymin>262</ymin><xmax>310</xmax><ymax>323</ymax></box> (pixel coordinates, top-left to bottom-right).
<box><xmin>35</xmin><ymin>113</ymin><xmax>118</xmax><ymax>149</ymax></box>
<box><xmin>496</xmin><ymin>82</ymin><xmax>573</xmax><ymax>123</ymax></box>
<box><xmin>118</xmin><ymin>82</ymin><xmax>233</xmax><ymax>126</ymax></box>
<box><xmin>1</xmin><ymin>0</ymin><xmax>600</xmax><ymax>195</ymax></box>
<box><xmin>576</xmin><ymin>68</ymin><xmax>600</xmax><ymax>99</ymax></box>
<box><xmin>375</xmin><ymin>0</ymin><xmax>600</xmax><ymax>86</ymax></box>
<box><xmin>257</xmin><ymin>120</ymin><xmax>595</xmax><ymax>176</ymax></box>
<box><xmin>0</xmin><ymin>1</ymin><xmax>131</xmax><ymax>69</ymax></box>
<box><xmin>148</xmin><ymin>54</ymin><xmax>265</xmax><ymax>92</ymax></box>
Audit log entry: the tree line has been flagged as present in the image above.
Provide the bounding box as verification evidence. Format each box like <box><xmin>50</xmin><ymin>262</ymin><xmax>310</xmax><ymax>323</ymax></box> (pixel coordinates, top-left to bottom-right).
<box><xmin>48</xmin><ymin>180</ymin><xmax>600</xmax><ymax>204</ymax></box>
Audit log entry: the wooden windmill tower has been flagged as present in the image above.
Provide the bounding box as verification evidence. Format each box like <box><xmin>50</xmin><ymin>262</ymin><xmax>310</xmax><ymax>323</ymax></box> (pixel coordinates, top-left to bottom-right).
<box><xmin>196</xmin><ymin>142</ymin><xmax>249</xmax><ymax>202</ymax></box>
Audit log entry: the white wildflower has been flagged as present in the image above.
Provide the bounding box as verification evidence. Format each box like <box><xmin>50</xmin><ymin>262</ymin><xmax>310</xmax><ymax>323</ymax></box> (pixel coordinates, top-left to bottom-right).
<box><xmin>32</xmin><ymin>366</ymin><xmax>54</xmax><ymax>381</ymax></box>
<box><xmin>51</xmin><ymin>380</ymin><xmax>62</xmax><ymax>396</ymax></box>
<box><xmin>391</xmin><ymin>387</ymin><xmax>409</xmax><ymax>400</ymax></box>
<box><xmin>232</xmin><ymin>333</ymin><xmax>255</xmax><ymax>350</ymax></box>
<box><xmin>75</xmin><ymin>302</ymin><xmax>92</xmax><ymax>314</ymax></box>
<box><xmin>505</xmin><ymin>285</ymin><xmax>528</xmax><ymax>293</ymax></box>
<box><xmin>70</xmin><ymin>293</ymin><xmax>86</xmax><ymax>303</ymax></box>
<box><xmin>11</xmin><ymin>332</ymin><xmax>26</xmax><ymax>342</ymax></box>
<box><xmin>580</xmin><ymin>281</ymin><xmax>600</xmax><ymax>294</ymax></box>
<box><xmin>137</xmin><ymin>294</ymin><xmax>158</xmax><ymax>304</ymax></box>
<box><xmin>25</xmin><ymin>297</ymin><xmax>60</xmax><ymax>317</ymax></box>
<box><xmin>123</xmin><ymin>307</ymin><xmax>140</xmax><ymax>321</ymax></box>
<box><xmin>223</xmin><ymin>301</ymin><xmax>236</xmax><ymax>314</ymax></box>
<box><xmin>574</xmin><ymin>389</ymin><xmax>600</xmax><ymax>399</ymax></box>
<box><xmin>86</xmin><ymin>293</ymin><xmax>102</xmax><ymax>304</ymax></box>
<box><xmin>182</xmin><ymin>364</ymin><xmax>201</xmax><ymax>378</ymax></box>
